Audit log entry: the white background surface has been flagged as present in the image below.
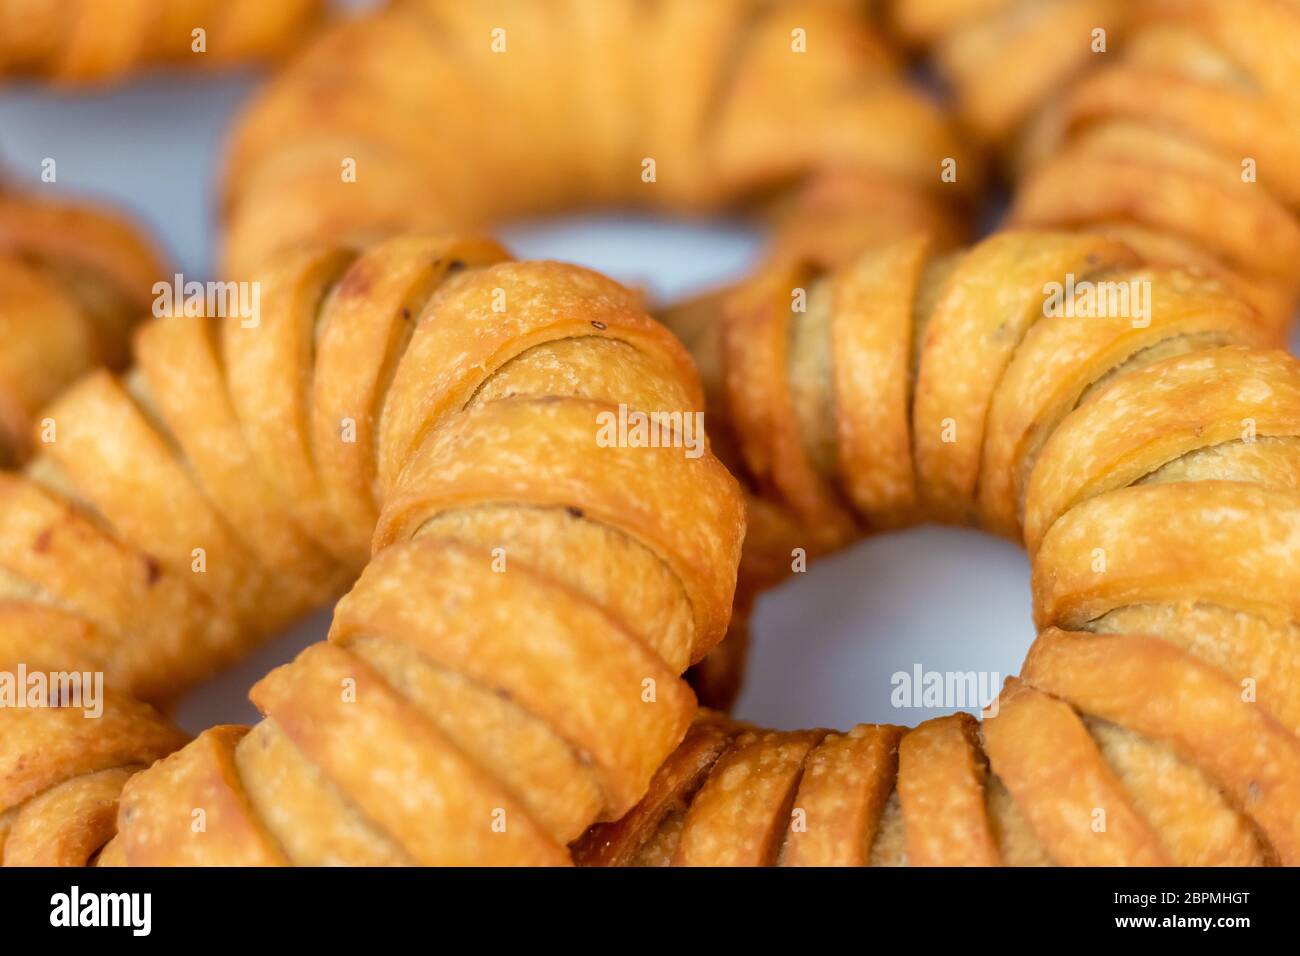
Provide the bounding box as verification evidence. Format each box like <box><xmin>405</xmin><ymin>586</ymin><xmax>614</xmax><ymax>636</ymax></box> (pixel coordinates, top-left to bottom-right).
<box><xmin>5</xmin><ymin>70</ymin><xmax>1292</xmax><ymax>738</ymax></box>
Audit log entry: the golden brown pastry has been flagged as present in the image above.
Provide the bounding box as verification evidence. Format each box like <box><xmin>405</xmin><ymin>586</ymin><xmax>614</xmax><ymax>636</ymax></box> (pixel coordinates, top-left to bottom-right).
<box><xmin>0</xmin><ymin>0</ymin><xmax>321</xmax><ymax>84</ymax></box>
<box><xmin>0</xmin><ymin>235</ymin><xmax>745</xmax><ymax>865</ymax></box>
<box><xmin>677</xmin><ymin>1</ymin><xmax>1300</xmax><ymax>702</ymax></box>
<box><xmin>0</xmin><ymin>183</ymin><xmax>166</xmax><ymax>466</ymax></box>
<box><xmin>581</xmin><ymin>229</ymin><xmax>1300</xmax><ymax>865</ymax></box>
<box><xmin>219</xmin><ymin>0</ymin><xmax>979</xmax><ymax>278</ymax></box>
<box><xmin>889</xmin><ymin>0</ymin><xmax>1300</xmax><ymax>330</ymax></box>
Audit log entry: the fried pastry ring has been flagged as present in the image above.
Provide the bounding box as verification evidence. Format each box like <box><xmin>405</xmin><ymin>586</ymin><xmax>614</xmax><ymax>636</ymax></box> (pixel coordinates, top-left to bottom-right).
<box><xmin>218</xmin><ymin>0</ymin><xmax>978</xmax><ymax>278</ymax></box>
<box><xmin>612</xmin><ymin>229</ymin><xmax>1300</xmax><ymax>866</ymax></box>
<box><xmin>0</xmin><ymin>235</ymin><xmax>745</xmax><ymax>865</ymax></box>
